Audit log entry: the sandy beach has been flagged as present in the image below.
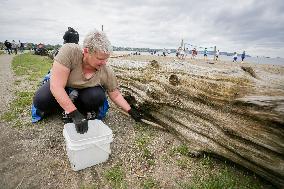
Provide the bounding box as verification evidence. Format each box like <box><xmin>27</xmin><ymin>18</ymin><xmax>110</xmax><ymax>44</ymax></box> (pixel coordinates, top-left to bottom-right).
<box><xmin>111</xmin><ymin>53</ymin><xmax>284</xmax><ymax>73</ymax></box>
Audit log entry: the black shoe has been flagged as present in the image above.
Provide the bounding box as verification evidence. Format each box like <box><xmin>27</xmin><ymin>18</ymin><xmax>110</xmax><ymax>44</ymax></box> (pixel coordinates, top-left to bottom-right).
<box><xmin>62</xmin><ymin>112</ymin><xmax>72</xmax><ymax>124</ymax></box>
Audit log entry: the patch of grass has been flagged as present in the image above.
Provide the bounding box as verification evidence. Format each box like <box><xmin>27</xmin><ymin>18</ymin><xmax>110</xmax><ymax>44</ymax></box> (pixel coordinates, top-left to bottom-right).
<box><xmin>141</xmin><ymin>177</ymin><xmax>160</xmax><ymax>189</ymax></box>
<box><xmin>12</xmin><ymin>53</ymin><xmax>52</xmax><ymax>79</ymax></box>
<box><xmin>200</xmin><ymin>154</ymin><xmax>213</xmax><ymax>167</ymax></box>
<box><xmin>0</xmin><ymin>54</ymin><xmax>52</xmax><ymax>127</ymax></box>
<box><xmin>135</xmin><ymin>134</ymin><xmax>155</xmax><ymax>165</ymax></box>
<box><xmin>161</xmin><ymin>154</ymin><xmax>171</xmax><ymax>164</ymax></box>
<box><xmin>0</xmin><ymin>91</ymin><xmax>34</xmax><ymax>127</ymax></box>
<box><xmin>14</xmin><ymin>79</ymin><xmax>21</xmax><ymax>85</ymax></box>
<box><xmin>14</xmin><ymin>91</ymin><xmax>34</xmax><ymax>109</ymax></box>
<box><xmin>177</xmin><ymin>168</ymin><xmax>263</xmax><ymax>189</ymax></box>
<box><xmin>170</xmin><ymin>144</ymin><xmax>190</xmax><ymax>157</ymax></box>
<box><xmin>80</xmin><ymin>185</ymin><xmax>98</xmax><ymax>189</ymax></box>
<box><xmin>173</xmin><ymin>144</ymin><xmax>189</xmax><ymax>156</ymax></box>
<box><xmin>176</xmin><ymin>157</ymin><xmax>191</xmax><ymax>169</ymax></box>
<box><xmin>104</xmin><ymin>165</ymin><xmax>127</xmax><ymax>189</ymax></box>
<box><xmin>135</xmin><ymin>134</ymin><xmax>151</xmax><ymax>149</ymax></box>
<box><xmin>1</xmin><ymin>111</ymin><xmax>17</xmax><ymax>122</ymax></box>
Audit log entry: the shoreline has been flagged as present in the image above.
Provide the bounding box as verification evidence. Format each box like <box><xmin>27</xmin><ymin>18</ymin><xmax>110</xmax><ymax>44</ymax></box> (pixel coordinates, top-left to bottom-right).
<box><xmin>110</xmin><ymin>54</ymin><xmax>284</xmax><ymax>72</ymax></box>
<box><xmin>112</xmin><ymin>51</ymin><xmax>284</xmax><ymax>66</ymax></box>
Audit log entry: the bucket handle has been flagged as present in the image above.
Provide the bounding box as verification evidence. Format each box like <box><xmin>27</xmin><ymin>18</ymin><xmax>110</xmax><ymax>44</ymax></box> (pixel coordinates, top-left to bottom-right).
<box><xmin>92</xmin><ymin>141</ymin><xmax>111</xmax><ymax>154</ymax></box>
<box><xmin>68</xmin><ymin>139</ymin><xmax>112</xmax><ymax>154</ymax></box>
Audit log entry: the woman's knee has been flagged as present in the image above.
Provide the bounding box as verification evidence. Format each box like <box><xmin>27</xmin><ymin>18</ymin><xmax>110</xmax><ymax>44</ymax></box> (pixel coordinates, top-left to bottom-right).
<box><xmin>33</xmin><ymin>81</ymin><xmax>58</xmax><ymax>111</ymax></box>
<box><xmin>78</xmin><ymin>86</ymin><xmax>106</xmax><ymax>110</ymax></box>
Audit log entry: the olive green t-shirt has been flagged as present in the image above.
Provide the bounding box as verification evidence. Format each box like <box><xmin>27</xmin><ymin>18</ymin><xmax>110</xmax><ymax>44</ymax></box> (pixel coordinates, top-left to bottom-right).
<box><xmin>54</xmin><ymin>43</ymin><xmax>118</xmax><ymax>92</ymax></box>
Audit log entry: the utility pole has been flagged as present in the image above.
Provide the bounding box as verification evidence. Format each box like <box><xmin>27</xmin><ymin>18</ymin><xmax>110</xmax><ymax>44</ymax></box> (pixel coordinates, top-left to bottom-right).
<box><xmin>101</xmin><ymin>25</ymin><xmax>104</xmax><ymax>31</ymax></box>
<box><xmin>213</xmin><ymin>46</ymin><xmax>216</xmax><ymax>60</ymax></box>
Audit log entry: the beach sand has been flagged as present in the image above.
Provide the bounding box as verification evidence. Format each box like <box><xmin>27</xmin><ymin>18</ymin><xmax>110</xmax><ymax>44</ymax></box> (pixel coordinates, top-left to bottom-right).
<box><xmin>111</xmin><ymin>53</ymin><xmax>284</xmax><ymax>74</ymax></box>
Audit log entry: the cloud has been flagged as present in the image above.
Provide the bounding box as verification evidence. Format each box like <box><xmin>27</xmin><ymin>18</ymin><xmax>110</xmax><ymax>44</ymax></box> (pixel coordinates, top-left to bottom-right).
<box><xmin>0</xmin><ymin>0</ymin><xmax>283</xmax><ymax>57</ymax></box>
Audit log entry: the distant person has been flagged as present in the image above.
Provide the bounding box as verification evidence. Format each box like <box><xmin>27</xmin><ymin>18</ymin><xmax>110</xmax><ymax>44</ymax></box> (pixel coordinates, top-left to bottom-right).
<box><xmin>32</xmin><ymin>29</ymin><xmax>142</xmax><ymax>134</ymax></box>
<box><xmin>176</xmin><ymin>47</ymin><xmax>182</xmax><ymax>58</ymax></box>
<box><xmin>38</xmin><ymin>43</ymin><xmax>44</xmax><ymax>49</ymax></box>
<box><xmin>63</xmin><ymin>27</ymin><xmax>79</xmax><ymax>44</ymax></box>
<box><xmin>32</xmin><ymin>44</ymin><xmax>37</xmax><ymax>52</ymax></box>
<box><xmin>11</xmin><ymin>40</ymin><xmax>17</xmax><ymax>54</ymax></box>
<box><xmin>191</xmin><ymin>48</ymin><xmax>197</xmax><ymax>59</ymax></box>
<box><xmin>215</xmin><ymin>50</ymin><xmax>220</xmax><ymax>61</ymax></box>
<box><xmin>162</xmin><ymin>48</ymin><xmax>166</xmax><ymax>56</ymax></box>
<box><xmin>179</xmin><ymin>48</ymin><xmax>185</xmax><ymax>59</ymax></box>
<box><xmin>233</xmin><ymin>52</ymin><xmax>238</xmax><ymax>62</ymax></box>
<box><xmin>4</xmin><ymin>40</ymin><xmax>12</xmax><ymax>54</ymax></box>
<box><xmin>241</xmin><ymin>51</ymin><xmax>246</xmax><ymax>62</ymax></box>
<box><xmin>184</xmin><ymin>48</ymin><xmax>190</xmax><ymax>59</ymax></box>
<box><xmin>203</xmin><ymin>48</ymin><xmax>208</xmax><ymax>61</ymax></box>
<box><xmin>19</xmin><ymin>40</ymin><xmax>24</xmax><ymax>53</ymax></box>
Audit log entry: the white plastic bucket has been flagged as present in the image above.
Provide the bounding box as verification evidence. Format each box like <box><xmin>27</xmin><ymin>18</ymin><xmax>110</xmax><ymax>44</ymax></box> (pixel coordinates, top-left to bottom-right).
<box><xmin>63</xmin><ymin>120</ymin><xmax>113</xmax><ymax>171</ymax></box>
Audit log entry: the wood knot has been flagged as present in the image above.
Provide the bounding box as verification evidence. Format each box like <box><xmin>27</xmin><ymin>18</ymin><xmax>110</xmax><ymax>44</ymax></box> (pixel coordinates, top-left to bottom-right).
<box><xmin>149</xmin><ymin>60</ymin><xmax>160</xmax><ymax>69</ymax></box>
<box><xmin>169</xmin><ymin>74</ymin><xmax>179</xmax><ymax>86</ymax></box>
<box><xmin>241</xmin><ymin>66</ymin><xmax>257</xmax><ymax>78</ymax></box>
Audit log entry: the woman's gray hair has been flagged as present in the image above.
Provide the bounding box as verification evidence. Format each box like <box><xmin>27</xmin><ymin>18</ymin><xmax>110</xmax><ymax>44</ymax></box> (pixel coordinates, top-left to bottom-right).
<box><xmin>83</xmin><ymin>29</ymin><xmax>112</xmax><ymax>54</ymax></box>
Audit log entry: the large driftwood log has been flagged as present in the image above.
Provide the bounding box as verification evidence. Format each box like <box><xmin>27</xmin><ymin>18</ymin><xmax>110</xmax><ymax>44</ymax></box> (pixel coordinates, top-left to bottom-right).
<box><xmin>110</xmin><ymin>59</ymin><xmax>284</xmax><ymax>188</ymax></box>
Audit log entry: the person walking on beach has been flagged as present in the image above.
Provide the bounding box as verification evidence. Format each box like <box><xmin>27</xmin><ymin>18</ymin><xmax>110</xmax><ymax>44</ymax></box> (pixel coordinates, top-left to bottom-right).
<box><xmin>233</xmin><ymin>52</ymin><xmax>238</xmax><ymax>62</ymax></box>
<box><xmin>204</xmin><ymin>48</ymin><xmax>208</xmax><ymax>61</ymax></box>
<box><xmin>176</xmin><ymin>47</ymin><xmax>182</xmax><ymax>58</ymax></box>
<box><xmin>179</xmin><ymin>48</ymin><xmax>185</xmax><ymax>59</ymax></box>
<box><xmin>162</xmin><ymin>48</ymin><xmax>167</xmax><ymax>56</ymax></box>
<box><xmin>241</xmin><ymin>51</ymin><xmax>246</xmax><ymax>62</ymax></box>
<box><xmin>192</xmin><ymin>48</ymin><xmax>197</xmax><ymax>59</ymax></box>
<box><xmin>11</xmin><ymin>40</ymin><xmax>17</xmax><ymax>55</ymax></box>
<box><xmin>32</xmin><ymin>29</ymin><xmax>142</xmax><ymax>134</ymax></box>
<box><xmin>19</xmin><ymin>40</ymin><xmax>24</xmax><ymax>53</ymax></box>
<box><xmin>167</xmin><ymin>49</ymin><xmax>171</xmax><ymax>55</ymax></box>
<box><xmin>184</xmin><ymin>48</ymin><xmax>190</xmax><ymax>59</ymax></box>
<box><xmin>215</xmin><ymin>50</ymin><xmax>220</xmax><ymax>61</ymax></box>
<box><xmin>4</xmin><ymin>40</ymin><xmax>12</xmax><ymax>54</ymax></box>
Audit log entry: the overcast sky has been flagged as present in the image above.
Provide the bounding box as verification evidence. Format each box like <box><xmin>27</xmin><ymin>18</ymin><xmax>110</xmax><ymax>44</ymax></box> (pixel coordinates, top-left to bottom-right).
<box><xmin>1</xmin><ymin>0</ymin><xmax>284</xmax><ymax>57</ymax></box>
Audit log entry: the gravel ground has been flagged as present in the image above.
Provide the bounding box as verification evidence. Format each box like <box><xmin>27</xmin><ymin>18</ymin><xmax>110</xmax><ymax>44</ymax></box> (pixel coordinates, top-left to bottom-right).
<box><xmin>0</xmin><ymin>54</ymin><xmax>271</xmax><ymax>189</ymax></box>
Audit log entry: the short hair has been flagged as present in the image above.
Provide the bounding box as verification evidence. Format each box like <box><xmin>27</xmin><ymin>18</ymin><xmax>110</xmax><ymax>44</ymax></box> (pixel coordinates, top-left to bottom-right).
<box><xmin>83</xmin><ymin>29</ymin><xmax>112</xmax><ymax>54</ymax></box>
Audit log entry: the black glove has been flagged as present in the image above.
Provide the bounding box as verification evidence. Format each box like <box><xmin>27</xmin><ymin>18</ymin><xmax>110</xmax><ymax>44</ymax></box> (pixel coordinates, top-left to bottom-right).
<box><xmin>128</xmin><ymin>108</ymin><xmax>142</xmax><ymax>122</ymax></box>
<box><xmin>68</xmin><ymin>110</ymin><xmax>88</xmax><ymax>134</ymax></box>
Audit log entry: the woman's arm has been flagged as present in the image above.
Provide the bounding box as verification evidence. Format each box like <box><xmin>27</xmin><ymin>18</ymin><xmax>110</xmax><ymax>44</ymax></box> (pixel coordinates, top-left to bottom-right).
<box><xmin>50</xmin><ymin>61</ymin><xmax>76</xmax><ymax>113</ymax></box>
<box><xmin>108</xmin><ymin>89</ymin><xmax>131</xmax><ymax>112</ymax></box>
<box><xmin>108</xmin><ymin>89</ymin><xmax>142</xmax><ymax>122</ymax></box>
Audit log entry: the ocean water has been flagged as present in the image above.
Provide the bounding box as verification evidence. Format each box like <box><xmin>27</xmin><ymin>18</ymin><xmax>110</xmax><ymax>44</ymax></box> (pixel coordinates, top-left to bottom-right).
<box><xmin>113</xmin><ymin>51</ymin><xmax>284</xmax><ymax>66</ymax></box>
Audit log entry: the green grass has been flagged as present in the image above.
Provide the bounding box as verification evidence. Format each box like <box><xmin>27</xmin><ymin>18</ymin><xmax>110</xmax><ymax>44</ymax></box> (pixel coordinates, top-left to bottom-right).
<box><xmin>200</xmin><ymin>154</ymin><xmax>214</xmax><ymax>168</ymax></box>
<box><xmin>134</xmin><ymin>133</ymin><xmax>155</xmax><ymax>165</ymax></box>
<box><xmin>104</xmin><ymin>165</ymin><xmax>127</xmax><ymax>189</ymax></box>
<box><xmin>170</xmin><ymin>144</ymin><xmax>189</xmax><ymax>156</ymax></box>
<box><xmin>12</xmin><ymin>53</ymin><xmax>52</xmax><ymax>80</ymax></box>
<box><xmin>80</xmin><ymin>185</ymin><xmax>98</xmax><ymax>189</ymax></box>
<box><xmin>0</xmin><ymin>53</ymin><xmax>52</xmax><ymax>127</ymax></box>
<box><xmin>135</xmin><ymin>134</ymin><xmax>151</xmax><ymax>149</ymax></box>
<box><xmin>1</xmin><ymin>91</ymin><xmax>34</xmax><ymax>127</ymax></box>
<box><xmin>141</xmin><ymin>177</ymin><xmax>160</xmax><ymax>189</ymax></box>
<box><xmin>176</xmin><ymin>157</ymin><xmax>191</xmax><ymax>169</ymax></box>
<box><xmin>177</xmin><ymin>168</ymin><xmax>263</xmax><ymax>189</ymax></box>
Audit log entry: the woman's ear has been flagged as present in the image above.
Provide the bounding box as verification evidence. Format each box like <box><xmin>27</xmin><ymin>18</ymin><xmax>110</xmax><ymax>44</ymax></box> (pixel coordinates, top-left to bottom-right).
<box><xmin>83</xmin><ymin>48</ymin><xmax>88</xmax><ymax>54</ymax></box>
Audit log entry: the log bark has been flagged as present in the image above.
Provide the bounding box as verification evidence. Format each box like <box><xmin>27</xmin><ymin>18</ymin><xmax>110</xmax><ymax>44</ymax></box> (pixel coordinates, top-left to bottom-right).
<box><xmin>110</xmin><ymin>59</ymin><xmax>284</xmax><ymax>188</ymax></box>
